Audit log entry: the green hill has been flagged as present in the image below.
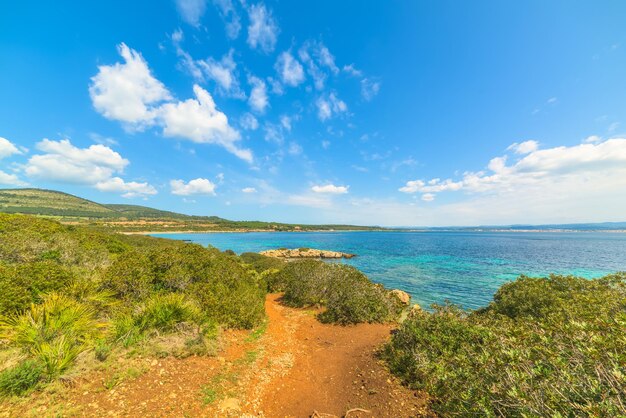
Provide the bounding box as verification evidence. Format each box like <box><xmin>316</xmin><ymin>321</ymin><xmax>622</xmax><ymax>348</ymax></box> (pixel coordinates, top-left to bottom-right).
<box><xmin>0</xmin><ymin>188</ymin><xmax>380</xmax><ymax>232</ymax></box>
<box><xmin>0</xmin><ymin>188</ymin><xmax>116</xmax><ymax>218</ymax></box>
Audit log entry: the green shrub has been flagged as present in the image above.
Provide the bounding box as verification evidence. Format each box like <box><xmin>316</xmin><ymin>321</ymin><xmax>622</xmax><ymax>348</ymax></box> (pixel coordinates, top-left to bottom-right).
<box><xmin>239</xmin><ymin>252</ymin><xmax>285</xmax><ymax>291</ymax></box>
<box><xmin>383</xmin><ymin>274</ymin><xmax>626</xmax><ymax>417</ymax></box>
<box><xmin>101</xmin><ymin>251</ymin><xmax>154</xmax><ymax>300</ymax></box>
<box><xmin>0</xmin><ymin>261</ymin><xmax>74</xmax><ymax>314</ymax></box>
<box><xmin>0</xmin><ymin>293</ymin><xmax>103</xmax><ymax>377</ymax></box>
<box><xmin>0</xmin><ymin>359</ymin><xmax>44</xmax><ymax>397</ymax></box>
<box><xmin>136</xmin><ymin>293</ymin><xmax>201</xmax><ymax>332</ymax></box>
<box><xmin>279</xmin><ymin>260</ymin><xmax>403</xmax><ymax>325</ymax></box>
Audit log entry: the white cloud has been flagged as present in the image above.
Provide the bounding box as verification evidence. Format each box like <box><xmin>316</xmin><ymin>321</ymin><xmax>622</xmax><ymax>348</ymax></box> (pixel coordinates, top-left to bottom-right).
<box><xmin>25</xmin><ymin>139</ymin><xmax>128</xmax><ymax>184</ymax></box>
<box><xmin>280</xmin><ymin>115</ymin><xmax>291</xmax><ymax>131</ymax></box>
<box><xmin>275</xmin><ymin>51</ymin><xmax>305</xmax><ymax>87</ymax></box>
<box><xmin>213</xmin><ymin>0</ymin><xmax>241</xmax><ymax>39</ymax></box>
<box><xmin>240</xmin><ymin>113</ymin><xmax>259</xmax><ymax>130</ymax></box>
<box><xmin>321</xmin><ymin>140</ymin><xmax>331</xmax><ymax>149</ymax></box>
<box><xmin>0</xmin><ymin>170</ymin><xmax>27</xmax><ymax>186</ymax></box>
<box><xmin>342</xmin><ymin>64</ymin><xmax>362</xmax><ymax>77</ymax></box>
<box><xmin>311</xmin><ymin>184</ymin><xmax>349</xmax><ymax>194</ymax></box>
<box><xmin>23</xmin><ymin>138</ymin><xmax>155</xmax><ymax>198</ymax></box>
<box><xmin>170</xmin><ymin>178</ymin><xmax>217</xmax><ymax>196</ymax></box>
<box><xmin>361</xmin><ymin>78</ymin><xmax>380</xmax><ymax>101</ymax></box>
<box><xmin>0</xmin><ymin>137</ymin><xmax>21</xmax><ymax>159</ymax></box>
<box><xmin>95</xmin><ymin>177</ymin><xmax>157</xmax><ymax>198</ymax></box>
<box><xmin>316</xmin><ymin>92</ymin><xmax>347</xmax><ymax>121</ymax></box>
<box><xmin>159</xmin><ymin>85</ymin><xmax>252</xmax><ymax>162</ymax></box>
<box><xmin>175</xmin><ymin>0</ymin><xmax>207</xmax><ymax>26</ymax></box>
<box><xmin>171</xmin><ymin>30</ymin><xmax>204</xmax><ymax>81</ymax></box>
<box><xmin>584</xmin><ymin>135</ymin><xmax>602</xmax><ymax>144</ymax></box>
<box><xmin>400</xmin><ymin>138</ymin><xmax>626</xmax><ymax>201</ymax></box>
<box><xmin>421</xmin><ymin>193</ymin><xmax>435</xmax><ymax>202</ymax></box>
<box><xmin>247</xmin><ymin>75</ymin><xmax>268</xmax><ymax>113</ymax></box>
<box><xmin>298</xmin><ymin>41</ymin><xmax>338</xmax><ymax>90</ymax></box>
<box><xmin>89</xmin><ymin>43</ymin><xmax>171</xmax><ymax>129</ymax></box>
<box><xmin>246</xmin><ymin>3</ymin><xmax>278</xmax><ymax>53</ymax></box>
<box><xmin>198</xmin><ymin>49</ymin><xmax>244</xmax><ymax>98</ymax></box>
<box><xmin>242</xmin><ymin>187</ymin><xmax>257</xmax><ymax>193</ymax></box>
<box><xmin>288</xmin><ymin>142</ymin><xmax>302</xmax><ymax>155</ymax></box>
<box><xmin>507</xmin><ymin>140</ymin><xmax>538</xmax><ymax>154</ymax></box>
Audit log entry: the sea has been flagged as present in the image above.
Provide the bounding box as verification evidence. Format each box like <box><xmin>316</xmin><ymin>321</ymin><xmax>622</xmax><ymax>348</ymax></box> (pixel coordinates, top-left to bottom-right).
<box><xmin>150</xmin><ymin>231</ymin><xmax>626</xmax><ymax>310</ymax></box>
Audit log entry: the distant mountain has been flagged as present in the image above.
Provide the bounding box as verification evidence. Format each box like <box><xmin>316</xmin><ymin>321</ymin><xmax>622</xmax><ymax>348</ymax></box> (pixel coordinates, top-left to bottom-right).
<box><xmin>0</xmin><ymin>188</ymin><xmax>380</xmax><ymax>232</ymax></box>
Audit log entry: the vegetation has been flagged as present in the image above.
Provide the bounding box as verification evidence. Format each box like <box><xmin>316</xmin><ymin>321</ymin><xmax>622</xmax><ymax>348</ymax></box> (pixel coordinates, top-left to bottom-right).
<box><xmin>0</xmin><ymin>213</ymin><xmax>397</xmax><ymax>399</ymax></box>
<box><xmin>383</xmin><ymin>274</ymin><xmax>626</xmax><ymax>417</ymax></box>
<box><xmin>0</xmin><ymin>188</ymin><xmax>382</xmax><ymax>232</ymax></box>
<box><xmin>269</xmin><ymin>260</ymin><xmax>405</xmax><ymax>325</ymax></box>
<box><xmin>0</xmin><ymin>213</ymin><xmax>267</xmax><ymax>396</ymax></box>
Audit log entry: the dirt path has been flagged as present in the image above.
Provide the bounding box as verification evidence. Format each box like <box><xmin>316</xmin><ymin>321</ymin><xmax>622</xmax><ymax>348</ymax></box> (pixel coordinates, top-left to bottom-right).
<box><xmin>3</xmin><ymin>294</ymin><xmax>429</xmax><ymax>417</ymax></box>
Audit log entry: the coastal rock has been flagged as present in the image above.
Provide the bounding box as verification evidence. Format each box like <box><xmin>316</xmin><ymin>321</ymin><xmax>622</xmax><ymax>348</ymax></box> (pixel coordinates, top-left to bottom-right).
<box><xmin>259</xmin><ymin>248</ymin><xmax>356</xmax><ymax>259</ymax></box>
<box><xmin>390</xmin><ymin>289</ymin><xmax>411</xmax><ymax>305</ymax></box>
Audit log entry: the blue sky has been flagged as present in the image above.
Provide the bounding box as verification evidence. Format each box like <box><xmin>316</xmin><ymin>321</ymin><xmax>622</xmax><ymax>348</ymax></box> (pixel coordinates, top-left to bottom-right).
<box><xmin>1</xmin><ymin>0</ymin><xmax>626</xmax><ymax>226</ymax></box>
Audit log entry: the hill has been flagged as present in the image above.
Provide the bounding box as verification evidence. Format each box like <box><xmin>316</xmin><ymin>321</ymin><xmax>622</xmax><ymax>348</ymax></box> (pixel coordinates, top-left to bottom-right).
<box><xmin>0</xmin><ymin>188</ymin><xmax>380</xmax><ymax>232</ymax></box>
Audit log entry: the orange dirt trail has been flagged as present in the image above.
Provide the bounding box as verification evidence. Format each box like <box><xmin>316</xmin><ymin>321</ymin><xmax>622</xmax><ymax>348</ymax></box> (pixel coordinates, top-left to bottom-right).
<box><xmin>4</xmin><ymin>294</ymin><xmax>430</xmax><ymax>417</ymax></box>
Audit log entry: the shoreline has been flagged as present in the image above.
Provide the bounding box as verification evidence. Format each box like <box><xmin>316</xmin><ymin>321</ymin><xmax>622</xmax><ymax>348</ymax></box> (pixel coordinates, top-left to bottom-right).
<box><xmin>121</xmin><ymin>228</ymin><xmax>626</xmax><ymax>235</ymax></box>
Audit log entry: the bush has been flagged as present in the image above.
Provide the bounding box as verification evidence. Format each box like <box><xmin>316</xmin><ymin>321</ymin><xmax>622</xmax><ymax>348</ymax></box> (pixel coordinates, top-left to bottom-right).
<box><xmin>136</xmin><ymin>293</ymin><xmax>202</xmax><ymax>332</ymax></box>
<box><xmin>240</xmin><ymin>252</ymin><xmax>285</xmax><ymax>291</ymax></box>
<box><xmin>0</xmin><ymin>360</ymin><xmax>44</xmax><ymax>397</ymax></box>
<box><xmin>279</xmin><ymin>260</ymin><xmax>403</xmax><ymax>325</ymax></box>
<box><xmin>0</xmin><ymin>261</ymin><xmax>74</xmax><ymax>314</ymax></box>
<box><xmin>0</xmin><ymin>293</ymin><xmax>103</xmax><ymax>377</ymax></box>
<box><xmin>383</xmin><ymin>274</ymin><xmax>626</xmax><ymax>417</ymax></box>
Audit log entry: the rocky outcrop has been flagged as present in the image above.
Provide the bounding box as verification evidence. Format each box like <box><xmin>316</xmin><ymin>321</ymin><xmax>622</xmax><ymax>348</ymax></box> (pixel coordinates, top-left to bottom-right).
<box><xmin>259</xmin><ymin>248</ymin><xmax>356</xmax><ymax>259</ymax></box>
<box><xmin>390</xmin><ymin>289</ymin><xmax>411</xmax><ymax>305</ymax></box>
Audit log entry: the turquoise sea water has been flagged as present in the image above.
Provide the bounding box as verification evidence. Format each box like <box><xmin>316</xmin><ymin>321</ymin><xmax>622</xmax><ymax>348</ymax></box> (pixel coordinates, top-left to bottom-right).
<box><xmin>151</xmin><ymin>231</ymin><xmax>626</xmax><ymax>310</ymax></box>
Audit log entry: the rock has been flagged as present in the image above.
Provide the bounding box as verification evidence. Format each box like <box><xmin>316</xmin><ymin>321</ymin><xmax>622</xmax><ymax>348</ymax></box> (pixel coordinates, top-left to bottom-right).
<box><xmin>259</xmin><ymin>248</ymin><xmax>356</xmax><ymax>259</ymax></box>
<box><xmin>391</xmin><ymin>289</ymin><xmax>411</xmax><ymax>305</ymax></box>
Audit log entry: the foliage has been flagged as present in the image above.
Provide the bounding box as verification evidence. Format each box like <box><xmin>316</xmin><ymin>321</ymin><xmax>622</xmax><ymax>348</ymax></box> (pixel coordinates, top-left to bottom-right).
<box><xmin>383</xmin><ymin>273</ymin><xmax>626</xmax><ymax>417</ymax></box>
<box><xmin>0</xmin><ymin>359</ymin><xmax>44</xmax><ymax>397</ymax></box>
<box><xmin>0</xmin><ymin>293</ymin><xmax>103</xmax><ymax>377</ymax></box>
<box><xmin>0</xmin><ymin>261</ymin><xmax>75</xmax><ymax>314</ymax></box>
<box><xmin>0</xmin><ymin>213</ymin><xmax>268</xmax><ymax>394</ymax></box>
<box><xmin>278</xmin><ymin>260</ymin><xmax>404</xmax><ymax>325</ymax></box>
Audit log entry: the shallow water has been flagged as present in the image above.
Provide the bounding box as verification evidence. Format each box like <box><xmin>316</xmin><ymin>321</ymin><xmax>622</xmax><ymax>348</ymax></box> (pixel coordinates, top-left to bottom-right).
<box><xmin>151</xmin><ymin>231</ymin><xmax>626</xmax><ymax>310</ymax></box>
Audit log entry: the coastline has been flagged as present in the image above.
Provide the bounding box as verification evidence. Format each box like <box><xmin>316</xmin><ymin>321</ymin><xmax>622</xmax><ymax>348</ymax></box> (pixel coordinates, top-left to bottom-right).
<box><xmin>124</xmin><ymin>228</ymin><xmax>626</xmax><ymax>235</ymax></box>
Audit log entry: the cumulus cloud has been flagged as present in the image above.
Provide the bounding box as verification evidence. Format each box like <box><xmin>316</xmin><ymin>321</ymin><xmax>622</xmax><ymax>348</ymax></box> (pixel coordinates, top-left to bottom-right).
<box><xmin>508</xmin><ymin>140</ymin><xmax>538</xmax><ymax>154</ymax></box>
<box><xmin>240</xmin><ymin>113</ymin><xmax>259</xmax><ymax>130</ymax></box>
<box><xmin>247</xmin><ymin>75</ymin><xmax>268</xmax><ymax>113</ymax></box>
<box><xmin>0</xmin><ymin>137</ymin><xmax>21</xmax><ymax>159</ymax></box>
<box><xmin>275</xmin><ymin>51</ymin><xmax>305</xmax><ymax>87</ymax></box>
<box><xmin>316</xmin><ymin>92</ymin><xmax>347</xmax><ymax>121</ymax></box>
<box><xmin>241</xmin><ymin>187</ymin><xmax>257</xmax><ymax>193</ymax></box>
<box><xmin>246</xmin><ymin>3</ymin><xmax>278</xmax><ymax>53</ymax></box>
<box><xmin>95</xmin><ymin>177</ymin><xmax>157</xmax><ymax>198</ymax></box>
<box><xmin>213</xmin><ymin>0</ymin><xmax>241</xmax><ymax>39</ymax></box>
<box><xmin>89</xmin><ymin>43</ymin><xmax>171</xmax><ymax>129</ymax></box>
<box><xmin>0</xmin><ymin>170</ymin><xmax>26</xmax><ymax>186</ymax></box>
<box><xmin>198</xmin><ymin>49</ymin><xmax>244</xmax><ymax>98</ymax></box>
<box><xmin>311</xmin><ymin>184</ymin><xmax>349</xmax><ymax>194</ymax></box>
<box><xmin>159</xmin><ymin>85</ymin><xmax>252</xmax><ymax>162</ymax></box>
<box><xmin>170</xmin><ymin>178</ymin><xmax>217</xmax><ymax>195</ymax></box>
<box><xmin>400</xmin><ymin>137</ymin><xmax>626</xmax><ymax>203</ymax></box>
<box><xmin>25</xmin><ymin>139</ymin><xmax>128</xmax><ymax>184</ymax></box>
<box><xmin>361</xmin><ymin>78</ymin><xmax>380</xmax><ymax>101</ymax></box>
<box><xmin>23</xmin><ymin>138</ymin><xmax>155</xmax><ymax>198</ymax></box>
<box><xmin>175</xmin><ymin>0</ymin><xmax>207</xmax><ymax>26</ymax></box>
<box><xmin>298</xmin><ymin>41</ymin><xmax>339</xmax><ymax>90</ymax></box>
<box><xmin>421</xmin><ymin>193</ymin><xmax>435</xmax><ymax>202</ymax></box>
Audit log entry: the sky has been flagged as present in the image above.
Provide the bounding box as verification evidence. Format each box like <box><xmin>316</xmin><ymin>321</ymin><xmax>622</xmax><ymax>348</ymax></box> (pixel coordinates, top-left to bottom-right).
<box><xmin>1</xmin><ymin>0</ymin><xmax>626</xmax><ymax>226</ymax></box>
